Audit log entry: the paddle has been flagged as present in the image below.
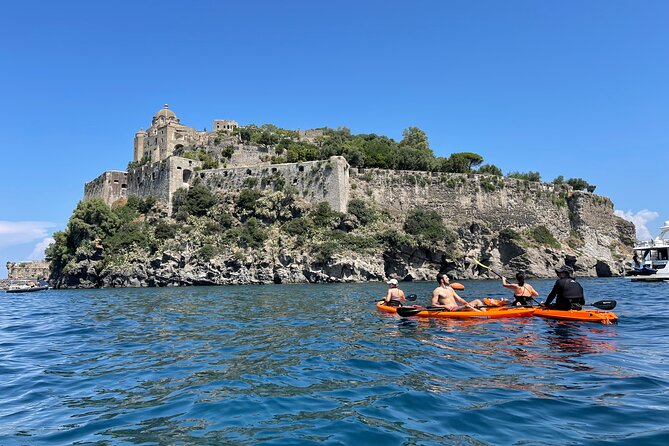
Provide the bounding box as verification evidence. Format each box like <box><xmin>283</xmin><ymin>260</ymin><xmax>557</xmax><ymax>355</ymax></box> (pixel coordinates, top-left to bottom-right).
<box><xmin>396</xmin><ymin>306</ymin><xmax>433</xmax><ymax>317</ymax></box>
<box><xmin>474</xmin><ymin>259</ymin><xmax>543</xmax><ymax>305</ymax></box>
<box><xmin>587</xmin><ymin>300</ymin><xmax>617</xmax><ymax>310</ymax></box>
<box><xmin>539</xmin><ymin>300</ymin><xmax>617</xmax><ymax>311</ymax></box>
<box><xmin>396</xmin><ymin>304</ymin><xmax>488</xmax><ymax>317</ymax></box>
<box><xmin>472</xmin><ymin>258</ymin><xmax>504</xmax><ymax>279</ymax></box>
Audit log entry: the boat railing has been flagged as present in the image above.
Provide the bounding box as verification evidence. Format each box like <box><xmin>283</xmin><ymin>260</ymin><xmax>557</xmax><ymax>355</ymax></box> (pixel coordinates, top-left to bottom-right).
<box><xmin>636</xmin><ymin>240</ymin><xmax>669</xmax><ymax>248</ymax></box>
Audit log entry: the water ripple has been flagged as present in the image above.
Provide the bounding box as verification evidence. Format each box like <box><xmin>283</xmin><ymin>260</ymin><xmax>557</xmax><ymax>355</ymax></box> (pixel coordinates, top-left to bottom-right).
<box><xmin>0</xmin><ymin>279</ymin><xmax>668</xmax><ymax>444</ymax></box>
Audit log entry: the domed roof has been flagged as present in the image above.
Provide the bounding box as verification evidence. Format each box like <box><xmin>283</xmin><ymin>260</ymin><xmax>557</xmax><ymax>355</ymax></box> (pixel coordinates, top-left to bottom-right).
<box><xmin>154</xmin><ymin>104</ymin><xmax>176</xmax><ymax>119</ymax></box>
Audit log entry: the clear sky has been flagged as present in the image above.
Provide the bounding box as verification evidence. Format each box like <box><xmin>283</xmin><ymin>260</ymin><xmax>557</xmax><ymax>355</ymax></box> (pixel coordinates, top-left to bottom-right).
<box><xmin>1</xmin><ymin>0</ymin><xmax>668</xmax><ymax>278</ymax></box>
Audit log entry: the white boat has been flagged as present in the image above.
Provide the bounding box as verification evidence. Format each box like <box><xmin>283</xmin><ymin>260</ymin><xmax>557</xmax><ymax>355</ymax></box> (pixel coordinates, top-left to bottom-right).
<box><xmin>629</xmin><ymin>220</ymin><xmax>669</xmax><ymax>282</ymax></box>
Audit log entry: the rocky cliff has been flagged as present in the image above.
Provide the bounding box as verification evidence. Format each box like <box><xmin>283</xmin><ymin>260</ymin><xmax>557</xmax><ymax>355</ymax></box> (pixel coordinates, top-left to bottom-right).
<box><xmin>48</xmin><ymin>168</ymin><xmax>635</xmax><ymax>288</ymax></box>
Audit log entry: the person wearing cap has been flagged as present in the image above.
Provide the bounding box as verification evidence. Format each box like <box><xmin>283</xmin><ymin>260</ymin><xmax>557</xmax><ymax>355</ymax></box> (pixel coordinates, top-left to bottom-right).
<box><xmin>543</xmin><ymin>265</ymin><xmax>585</xmax><ymax>310</ymax></box>
<box><xmin>502</xmin><ymin>272</ymin><xmax>539</xmax><ymax>306</ymax></box>
<box><xmin>432</xmin><ymin>273</ymin><xmax>484</xmax><ymax>311</ymax></box>
<box><xmin>384</xmin><ymin>278</ymin><xmax>406</xmax><ymax>307</ymax></box>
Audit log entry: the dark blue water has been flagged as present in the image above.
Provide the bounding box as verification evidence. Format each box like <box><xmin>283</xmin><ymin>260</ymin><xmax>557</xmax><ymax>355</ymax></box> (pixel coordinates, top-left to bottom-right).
<box><xmin>1</xmin><ymin>278</ymin><xmax>668</xmax><ymax>445</ymax></box>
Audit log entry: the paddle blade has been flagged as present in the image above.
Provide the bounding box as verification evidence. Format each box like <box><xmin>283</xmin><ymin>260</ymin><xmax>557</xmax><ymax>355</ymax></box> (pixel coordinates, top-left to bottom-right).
<box><xmin>451</xmin><ymin>282</ymin><xmax>465</xmax><ymax>291</ymax></box>
<box><xmin>396</xmin><ymin>306</ymin><xmax>422</xmax><ymax>317</ymax></box>
<box><xmin>472</xmin><ymin>258</ymin><xmax>489</xmax><ymax>269</ymax></box>
<box><xmin>406</xmin><ymin>294</ymin><xmax>417</xmax><ymax>301</ymax></box>
<box><xmin>472</xmin><ymin>259</ymin><xmax>504</xmax><ymax>278</ymax></box>
<box><xmin>590</xmin><ymin>300</ymin><xmax>617</xmax><ymax>310</ymax></box>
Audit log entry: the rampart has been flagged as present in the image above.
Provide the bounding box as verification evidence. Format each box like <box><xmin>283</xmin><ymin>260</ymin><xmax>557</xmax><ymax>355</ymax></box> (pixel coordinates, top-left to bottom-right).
<box><xmin>127</xmin><ymin>156</ymin><xmax>202</xmax><ymax>211</ymax></box>
<box><xmin>197</xmin><ymin>156</ymin><xmax>349</xmax><ymax>212</ymax></box>
<box><xmin>348</xmin><ymin>168</ymin><xmax>620</xmax><ymax>242</ymax></box>
<box><xmin>84</xmin><ymin>171</ymin><xmax>128</xmax><ymax>205</ymax></box>
<box><xmin>7</xmin><ymin>261</ymin><xmax>50</xmax><ymax>281</ymax></box>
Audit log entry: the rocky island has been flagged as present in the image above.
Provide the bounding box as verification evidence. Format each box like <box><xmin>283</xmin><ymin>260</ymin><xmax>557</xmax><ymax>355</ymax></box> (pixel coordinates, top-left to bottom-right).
<box><xmin>46</xmin><ymin>105</ymin><xmax>634</xmax><ymax>288</ymax></box>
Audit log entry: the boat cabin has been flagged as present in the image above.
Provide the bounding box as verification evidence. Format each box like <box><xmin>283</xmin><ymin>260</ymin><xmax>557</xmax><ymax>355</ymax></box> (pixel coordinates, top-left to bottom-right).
<box><xmin>635</xmin><ymin>246</ymin><xmax>668</xmax><ymax>270</ymax></box>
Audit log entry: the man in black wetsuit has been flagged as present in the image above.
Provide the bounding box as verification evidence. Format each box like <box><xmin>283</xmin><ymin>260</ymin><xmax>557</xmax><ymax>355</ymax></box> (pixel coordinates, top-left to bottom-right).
<box><xmin>543</xmin><ymin>265</ymin><xmax>585</xmax><ymax>310</ymax></box>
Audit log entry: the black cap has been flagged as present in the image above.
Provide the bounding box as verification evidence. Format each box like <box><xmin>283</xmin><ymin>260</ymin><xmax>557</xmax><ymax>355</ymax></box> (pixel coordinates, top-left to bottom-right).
<box><xmin>555</xmin><ymin>265</ymin><xmax>574</xmax><ymax>276</ymax></box>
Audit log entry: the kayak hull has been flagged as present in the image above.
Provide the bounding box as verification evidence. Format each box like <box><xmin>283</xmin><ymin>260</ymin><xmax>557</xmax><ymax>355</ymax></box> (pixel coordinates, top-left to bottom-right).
<box><xmin>533</xmin><ymin>308</ymin><xmax>618</xmax><ymax>324</ymax></box>
<box><xmin>377</xmin><ymin>301</ymin><xmax>535</xmax><ymax>319</ymax></box>
<box><xmin>406</xmin><ymin>306</ymin><xmax>535</xmax><ymax>319</ymax></box>
<box><xmin>376</xmin><ymin>301</ymin><xmax>400</xmax><ymax>314</ymax></box>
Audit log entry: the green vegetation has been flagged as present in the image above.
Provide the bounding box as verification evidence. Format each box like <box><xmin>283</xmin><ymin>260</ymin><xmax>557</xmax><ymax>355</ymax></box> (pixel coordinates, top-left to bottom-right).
<box><xmin>236</xmin><ymin>124</ymin><xmax>489</xmax><ymax>173</ymax></box>
<box><xmin>566</xmin><ymin>177</ymin><xmax>596</xmax><ymax>193</ymax></box>
<box><xmin>127</xmin><ymin>154</ymin><xmax>151</xmax><ymax>170</ymax></box>
<box><xmin>310</xmin><ymin>202</ymin><xmax>344</xmax><ymax>229</ymax></box>
<box><xmin>182</xmin><ymin>149</ymin><xmax>219</xmax><ymax>169</ymax></box>
<box><xmin>568</xmin><ymin>229</ymin><xmax>585</xmax><ymax>249</ymax></box>
<box><xmin>230</xmin><ymin>123</ymin><xmax>601</xmax><ymax>196</ymax></box>
<box><xmin>508</xmin><ymin>171</ymin><xmax>542</xmax><ymax>182</ymax></box>
<box><xmin>478</xmin><ymin>164</ymin><xmax>503</xmax><ymax>176</ymax></box>
<box><xmin>499</xmin><ymin>228</ymin><xmax>521</xmax><ymax>241</ymax></box>
<box><xmin>527</xmin><ymin>225</ymin><xmax>560</xmax><ymax>248</ymax></box>
<box><xmin>172</xmin><ymin>186</ymin><xmax>218</xmax><ymax>217</ymax></box>
<box><xmin>404</xmin><ymin>208</ymin><xmax>454</xmax><ymax>245</ymax></box>
<box><xmin>221</xmin><ymin>145</ymin><xmax>235</xmax><ymax>159</ymax></box>
<box><xmin>347</xmin><ymin>198</ymin><xmax>377</xmax><ymax>225</ymax></box>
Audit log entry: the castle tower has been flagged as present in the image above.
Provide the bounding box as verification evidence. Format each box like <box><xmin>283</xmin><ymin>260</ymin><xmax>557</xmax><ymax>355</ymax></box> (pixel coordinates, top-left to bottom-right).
<box><xmin>141</xmin><ymin>104</ymin><xmax>197</xmax><ymax>162</ymax></box>
<box><xmin>133</xmin><ymin>128</ymin><xmax>147</xmax><ymax>162</ymax></box>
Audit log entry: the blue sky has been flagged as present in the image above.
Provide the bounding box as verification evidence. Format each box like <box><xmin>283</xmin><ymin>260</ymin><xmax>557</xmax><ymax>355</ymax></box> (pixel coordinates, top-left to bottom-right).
<box><xmin>1</xmin><ymin>0</ymin><xmax>668</xmax><ymax>278</ymax></box>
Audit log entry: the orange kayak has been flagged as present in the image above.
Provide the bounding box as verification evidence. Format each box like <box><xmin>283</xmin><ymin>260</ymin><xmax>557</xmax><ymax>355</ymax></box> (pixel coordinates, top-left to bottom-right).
<box><xmin>533</xmin><ymin>308</ymin><xmax>618</xmax><ymax>324</ymax></box>
<box><xmin>376</xmin><ymin>301</ymin><xmax>401</xmax><ymax>314</ymax></box>
<box><xmin>376</xmin><ymin>301</ymin><xmax>535</xmax><ymax>319</ymax></box>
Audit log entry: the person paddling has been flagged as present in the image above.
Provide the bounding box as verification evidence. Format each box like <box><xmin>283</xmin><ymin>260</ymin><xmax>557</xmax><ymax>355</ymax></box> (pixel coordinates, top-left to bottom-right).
<box><xmin>502</xmin><ymin>272</ymin><xmax>539</xmax><ymax>306</ymax></box>
<box><xmin>384</xmin><ymin>279</ymin><xmax>406</xmax><ymax>307</ymax></box>
<box><xmin>543</xmin><ymin>265</ymin><xmax>585</xmax><ymax>310</ymax></box>
<box><xmin>432</xmin><ymin>273</ymin><xmax>484</xmax><ymax>311</ymax></box>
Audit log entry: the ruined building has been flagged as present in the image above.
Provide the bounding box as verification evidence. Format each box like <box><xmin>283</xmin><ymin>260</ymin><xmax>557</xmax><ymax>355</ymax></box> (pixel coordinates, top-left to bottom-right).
<box><xmin>6</xmin><ymin>261</ymin><xmax>50</xmax><ymax>281</ymax></box>
<box><xmin>84</xmin><ymin>105</ymin><xmax>348</xmax><ymax>212</ymax></box>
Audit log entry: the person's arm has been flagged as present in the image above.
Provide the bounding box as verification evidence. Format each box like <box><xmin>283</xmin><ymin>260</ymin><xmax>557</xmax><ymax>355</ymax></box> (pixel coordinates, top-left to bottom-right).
<box><xmin>544</xmin><ymin>282</ymin><xmax>559</xmax><ymax>306</ymax></box>
<box><xmin>399</xmin><ymin>290</ymin><xmax>406</xmax><ymax>302</ymax></box>
<box><xmin>384</xmin><ymin>289</ymin><xmax>392</xmax><ymax>303</ymax></box>
<box><xmin>431</xmin><ymin>289</ymin><xmax>443</xmax><ymax>307</ymax></box>
<box><xmin>454</xmin><ymin>292</ymin><xmax>474</xmax><ymax>309</ymax></box>
<box><xmin>501</xmin><ymin>277</ymin><xmax>515</xmax><ymax>290</ymax></box>
<box><xmin>530</xmin><ymin>285</ymin><xmax>539</xmax><ymax>297</ymax></box>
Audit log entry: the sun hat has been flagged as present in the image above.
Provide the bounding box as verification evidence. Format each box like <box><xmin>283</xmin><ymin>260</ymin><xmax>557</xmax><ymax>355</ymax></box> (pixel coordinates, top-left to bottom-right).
<box><xmin>555</xmin><ymin>265</ymin><xmax>574</xmax><ymax>276</ymax></box>
<box><xmin>387</xmin><ymin>278</ymin><xmax>398</xmax><ymax>285</ymax></box>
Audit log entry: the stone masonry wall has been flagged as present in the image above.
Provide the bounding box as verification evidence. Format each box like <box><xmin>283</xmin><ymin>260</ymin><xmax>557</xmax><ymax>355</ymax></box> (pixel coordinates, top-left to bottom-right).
<box><xmin>350</xmin><ymin>168</ymin><xmax>575</xmax><ymax>238</ymax></box>
<box><xmin>84</xmin><ymin>171</ymin><xmax>128</xmax><ymax>205</ymax></box>
<box><xmin>197</xmin><ymin>156</ymin><xmax>349</xmax><ymax>212</ymax></box>
<box><xmin>7</xmin><ymin>261</ymin><xmax>50</xmax><ymax>280</ymax></box>
<box><xmin>127</xmin><ymin>156</ymin><xmax>202</xmax><ymax>212</ymax></box>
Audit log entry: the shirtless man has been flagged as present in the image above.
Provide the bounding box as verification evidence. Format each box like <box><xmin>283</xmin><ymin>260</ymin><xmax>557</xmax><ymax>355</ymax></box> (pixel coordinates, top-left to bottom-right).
<box><xmin>432</xmin><ymin>273</ymin><xmax>484</xmax><ymax>311</ymax></box>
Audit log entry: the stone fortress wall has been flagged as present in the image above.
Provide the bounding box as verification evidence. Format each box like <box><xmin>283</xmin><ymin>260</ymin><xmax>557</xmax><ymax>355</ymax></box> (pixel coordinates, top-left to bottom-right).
<box><xmin>6</xmin><ymin>261</ymin><xmax>50</xmax><ymax>281</ymax></box>
<box><xmin>127</xmin><ymin>156</ymin><xmax>203</xmax><ymax>209</ymax></box>
<box><xmin>349</xmin><ymin>168</ymin><xmax>573</xmax><ymax>235</ymax></box>
<box><xmin>84</xmin><ymin>171</ymin><xmax>128</xmax><ymax>204</ymax></box>
<box><xmin>198</xmin><ymin>156</ymin><xmax>349</xmax><ymax>212</ymax></box>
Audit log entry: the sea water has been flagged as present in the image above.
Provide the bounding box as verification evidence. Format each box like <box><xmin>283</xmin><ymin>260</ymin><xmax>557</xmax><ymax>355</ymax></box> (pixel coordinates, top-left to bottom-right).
<box><xmin>0</xmin><ymin>278</ymin><xmax>668</xmax><ymax>445</ymax></box>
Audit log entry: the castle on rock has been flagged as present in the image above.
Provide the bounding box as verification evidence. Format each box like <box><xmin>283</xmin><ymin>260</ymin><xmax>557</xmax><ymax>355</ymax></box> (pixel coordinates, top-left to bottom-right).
<box><xmin>84</xmin><ymin>105</ymin><xmax>349</xmax><ymax>212</ymax></box>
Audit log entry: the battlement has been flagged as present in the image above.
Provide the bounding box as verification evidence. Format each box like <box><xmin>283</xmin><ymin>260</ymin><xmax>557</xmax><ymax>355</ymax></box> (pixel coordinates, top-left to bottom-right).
<box><xmin>84</xmin><ymin>171</ymin><xmax>128</xmax><ymax>205</ymax></box>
